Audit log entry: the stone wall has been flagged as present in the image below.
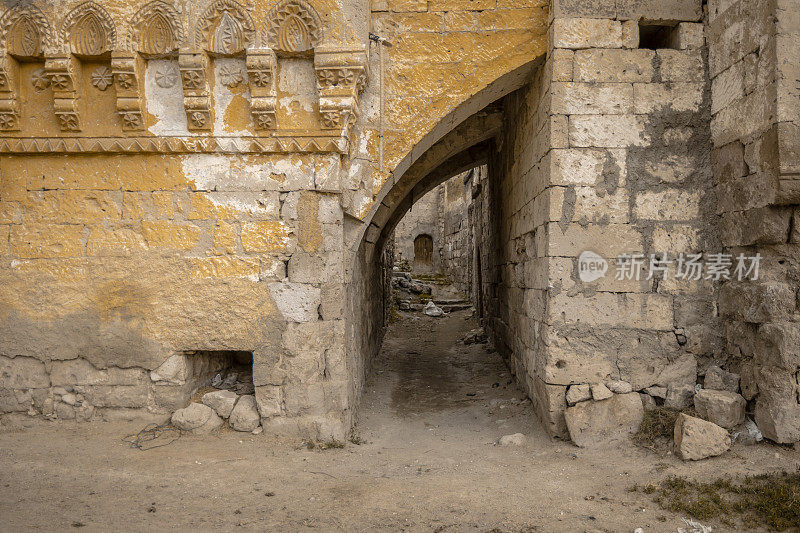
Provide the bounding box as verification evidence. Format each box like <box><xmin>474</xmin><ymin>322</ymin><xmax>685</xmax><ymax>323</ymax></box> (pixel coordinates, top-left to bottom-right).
<box><xmin>709</xmin><ymin>0</ymin><xmax>800</xmax><ymax>443</ymax></box>
<box><xmin>393</xmin><ymin>186</ymin><xmax>442</xmax><ymax>273</ymax></box>
<box><xmin>440</xmin><ymin>170</ymin><xmax>474</xmax><ymax>295</ymax></box>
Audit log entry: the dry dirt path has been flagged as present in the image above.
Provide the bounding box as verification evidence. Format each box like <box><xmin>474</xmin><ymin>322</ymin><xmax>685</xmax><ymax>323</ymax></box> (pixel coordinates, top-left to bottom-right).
<box><xmin>0</xmin><ymin>310</ymin><xmax>797</xmax><ymax>532</ymax></box>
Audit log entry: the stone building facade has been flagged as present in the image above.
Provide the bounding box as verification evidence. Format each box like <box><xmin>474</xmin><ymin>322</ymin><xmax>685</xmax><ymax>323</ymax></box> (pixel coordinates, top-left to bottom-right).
<box><xmin>0</xmin><ymin>0</ymin><xmax>798</xmax><ymax>444</ymax></box>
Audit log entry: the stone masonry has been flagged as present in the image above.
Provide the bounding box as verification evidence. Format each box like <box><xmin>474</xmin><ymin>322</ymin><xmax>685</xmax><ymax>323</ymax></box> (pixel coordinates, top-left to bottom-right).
<box><xmin>0</xmin><ymin>0</ymin><xmax>799</xmax><ymax>446</ymax></box>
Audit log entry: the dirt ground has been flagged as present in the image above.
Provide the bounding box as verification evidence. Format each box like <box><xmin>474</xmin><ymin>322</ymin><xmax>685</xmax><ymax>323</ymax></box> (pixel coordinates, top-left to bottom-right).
<box><xmin>1</xmin><ymin>310</ymin><xmax>798</xmax><ymax>532</ymax></box>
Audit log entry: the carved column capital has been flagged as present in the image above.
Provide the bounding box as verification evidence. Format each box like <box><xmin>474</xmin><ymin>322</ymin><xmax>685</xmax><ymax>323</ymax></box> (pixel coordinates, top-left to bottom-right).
<box><xmin>111</xmin><ymin>51</ymin><xmax>144</xmax><ymax>131</ymax></box>
<box><xmin>246</xmin><ymin>48</ymin><xmax>277</xmax><ymax>131</ymax></box>
<box><xmin>0</xmin><ymin>54</ymin><xmax>20</xmax><ymax>131</ymax></box>
<box><xmin>44</xmin><ymin>53</ymin><xmax>81</xmax><ymax>132</ymax></box>
<box><xmin>178</xmin><ymin>51</ymin><xmax>211</xmax><ymax>131</ymax></box>
<box><xmin>313</xmin><ymin>45</ymin><xmax>368</xmax><ymax>135</ymax></box>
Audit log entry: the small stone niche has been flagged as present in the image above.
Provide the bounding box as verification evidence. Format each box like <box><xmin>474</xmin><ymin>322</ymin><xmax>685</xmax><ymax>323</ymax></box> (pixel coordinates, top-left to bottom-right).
<box><xmin>185</xmin><ymin>350</ymin><xmax>255</xmax><ymax>396</ymax></box>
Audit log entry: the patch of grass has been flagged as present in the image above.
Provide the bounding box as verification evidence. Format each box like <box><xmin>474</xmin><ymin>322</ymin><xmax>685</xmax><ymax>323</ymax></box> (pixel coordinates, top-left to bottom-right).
<box><xmin>640</xmin><ymin>471</ymin><xmax>800</xmax><ymax>531</ymax></box>
<box><xmin>349</xmin><ymin>433</ymin><xmax>364</xmax><ymax>445</ymax></box>
<box><xmin>632</xmin><ymin>406</ymin><xmax>696</xmax><ymax>450</ymax></box>
<box><xmin>418</xmin><ymin>293</ymin><xmax>433</xmax><ymax>303</ymax></box>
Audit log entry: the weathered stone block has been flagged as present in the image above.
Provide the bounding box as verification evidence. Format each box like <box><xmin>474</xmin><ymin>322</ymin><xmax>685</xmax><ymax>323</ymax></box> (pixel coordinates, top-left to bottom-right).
<box><xmin>565</xmin><ymin>392</ymin><xmax>643</xmax><ymax>447</ymax></box>
<box><xmin>704</xmin><ymin>365</ymin><xmax>740</xmax><ymax>393</ymax></box>
<box><xmin>664</xmin><ymin>384</ymin><xmax>695</xmax><ymax>408</ymax></box>
<box><xmin>172</xmin><ymin>402</ymin><xmax>223</xmax><ymax>434</ymax></box>
<box><xmin>718</xmin><ymin>283</ymin><xmax>796</xmax><ymax>324</ymax></box>
<box><xmin>268</xmin><ymin>282</ymin><xmax>322</xmax><ymax>323</ymax></box>
<box><xmin>569</xmin><ymin>115</ymin><xmax>649</xmax><ymax>148</ymax></box>
<box><xmin>574</xmin><ymin>49</ymin><xmax>655</xmax><ymax>83</ymax></box>
<box><xmin>617</xmin><ymin>0</ymin><xmax>702</xmax><ymax>22</ymax></box>
<box><xmin>230</xmin><ymin>395</ymin><xmax>261</xmax><ymax>432</ymax></box>
<box><xmin>202</xmin><ymin>390</ymin><xmax>238</xmax><ymax>419</ymax></box>
<box><xmin>634</xmin><ymin>190</ymin><xmax>700</xmax><ymax>221</ymax></box>
<box><xmin>656</xmin><ymin>354</ymin><xmax>697</xmax><ymax>389</ymax></box>
<box><xmin>566</xmin><ymin>383</ymin><xmax>591</xmax><ymax>405</ymax></box>
<box><xmin>669</xmin><ymin>22</ymin><xmax>705</xmax><ymax>49</ymax></box>
<box><xmin>0</xmin><ymin>355</ymin><xmax>49</xmax><ymax>389</ymax></box>
<box><xmin>551</xmin><ymin>82</ymin><xmax>633</xmax><ymax>115</ymax></box>
<box><xmin>694</xmin><ymin>389</ymin><xmax>746</xmax><ymax>429</ymax></box>
<box><xmin>634</xmin><ymin>83</ymin><xmax>704</xmax><ymax>113</ymax></box>
<box><xmin>674</xmin><ymin>413</ymin><xmax>731</xmax><ymax>460</ymax></box>
<box><xmin>552</xmin><ymin>18</ymin><xmax>623</xmax><ymax>49</ymax></box>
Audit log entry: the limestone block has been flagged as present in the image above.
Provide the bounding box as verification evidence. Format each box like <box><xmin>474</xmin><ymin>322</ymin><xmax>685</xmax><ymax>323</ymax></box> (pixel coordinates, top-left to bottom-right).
<box><xmin>202</xmin><ymin>390</ymin><xmax>239</xmax><ymax>419</ymax></box>
<box><xmin>616</xmin><ymin>0</ymin><xmax>703</xmax><ymax>22</ymax></box>
<box><xmin>622</xmin><ymin>20</ymin><xmax>639</xmax><ymax>48</ymax></box>
<box><xmin>669</xmin><ymin>22</ymin><xmax>705</xmax><ymax>49</ymax></box>
<box><xmin>268</xmin><ymin>281</ymin><xmax>322</xmax><ymax>323</ymax></box>
<box><xmin>633</xmin><ymin>83</ymin><xmax>704</xmax><ymax>113</ymax></box>
<box><xmin>54</xmin><ymin>402</ymin><xmax>76</xmax><ymax>420</ymax></box>
<box><xmin>694</xmin><ymin>389</ymin><xmax>746</xmax><ymax>429</ymax></box>
<box><xmin>548</xmin><ymin>292</ymin><xmax>673</xmax><ymax>331</ymax></box>
<box><xmin>656</xmin><ymin>354</ymin><xmax>697</xmax><ymax>389</ymax></box>
<box><xmin>229</xmin><ymin>395</ymin><xmax>260</xmax><ymax>432</ymax></box>
<box><xmin>51</xmin><ymin>359</ymin><xmax>146</xmax><ymax>387</ymax></box>
<box><xmin>566</xmin><ymin>383</ymin><xmax>592</xmax><ymax>405</ymax></box>
<box><xmin>78</xmin><ymin>385</ymin><xmax>148</xmax><ymax>409</ymax></box>
<box><xmin>711</xmin><ymin>61</ymin><xmax>744</xmax><ymax>115</ymax></box>
<box><xmin>718</xmin><ymin>283</ymin><xmax>796</xmax><ymax>324</ymax></box>
<box><xmin>551</xmin><ymin>82</ymin><xmax>633</xmax><ymax>115</ymax></box>
<box><xmin>645</xmin><ymin>386</ymin><xmax>667</xmax><ymax>398</ymax></box>
<box><xmin>552</xmin><ymin>18</ymin><xmax>623</xmax><ymax>49</ymax></box>
<box><xmin>754</xmin><ymin>394</ymin><xmax>800</xmax><ymax>444</ymax></box>
<box><xmin>574</xmin><ymin>49</ymin><xmax>655</xmax><ymax>83</ymax></box>
<box><xmin>591</xmin><ymin>383</ymin><xmax>613</xmax><ymax>400</ymax></box>
<box><xmin>0</xmin><ymin>355</ymin><xmax>49</xmax><ymax>389</ymax></box>
<box><xmin>150</xmin><ymin>354</ymin><xmax>191</xmax><ymax>385</ymax></box>
<box><xmin>634</xmin><ymin>190</ymin><xmax>700</xmax><ymax>221</ymax></box>
<box><xmin>564</xmin><ymin>392</ymin><xmax>643</xmax><ymax>448</ymax></box>
<box><xmin>704</xmin><ymin>365</ymin><xmax>740</xmax><ymax>393</ymax></box>
<box><xmin>550</xmin><ymin>148</ymin><xmax>626</xmax><ymax>187</ymax></box>
<box><xmin>152</xmin><ymin>383</ymin><xmax>194</xmax><ymax>412</ymax></box>
<box><xmin>569</xmin><ymin>114</ymin><xmax>649</xmax><ymax>148</ymax></box>
<box><xmin>664</xmin><ymin>385</ymin><xmax>695</xmax><ymax>409</ymax></box>
<box><xmin>171</xmin><ymin>402</ymin><xmax>223</xmax><ymax>434</ymax></box>
<box><xmin>547</xmin><ymin>222</ymin><xmax>643</xmax><ymax>258</ymax></box>
<box><xmin>551</xmin><ymin>49</ymin><xmax>574</xmax><ymax>82</ymax></box>
<box><xmin>674</xmin><ymin>413</ymin><xmax>731</xmax><ymax>460</ymax></box>
<box><xmin>606</xmin><ymin>380</ymin><xmax>633</xmax><ymax>394</ymax></box>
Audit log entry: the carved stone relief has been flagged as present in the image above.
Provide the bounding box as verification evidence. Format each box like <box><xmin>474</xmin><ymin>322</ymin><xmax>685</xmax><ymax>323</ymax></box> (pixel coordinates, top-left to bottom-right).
<box><xmin>179</xmin><ymin>52</ymin><xmax>211</xmax><ymax>131</ymax></box>
<box><xmin>246</xmin><ymin>48</ymin><xmax>276</xmax><ymax>131</ymax></box>
<box><xmin>265</xmin><ymin>0</ymin><xmax>322</xmax><ymax>54</ymax></box>
<box><xmin>62</xmin><ymin>2</ymin><xmax>116</xmax><ymax>57</ymax></box>
<box><xmin>195</xmin><ymin>0</ymin><xmax>255</xmax><ymax>56</ymax></box>
<box><xmin>128</xmin><ymin>1</ymin><xmax>184</xmax><ymax>56</ymax></box>
<box><xmin>0</xmin><ymin>0</ymin><xmax>367</xmax><ymax>152</ymax></box>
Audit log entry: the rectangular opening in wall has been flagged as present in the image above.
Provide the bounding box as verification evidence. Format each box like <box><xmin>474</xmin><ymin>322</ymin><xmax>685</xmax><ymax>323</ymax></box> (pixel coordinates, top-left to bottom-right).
<box><xmin>639</xmin><ymin>23</ymin><xmax>678</xmax><ymax>50</ymax></box>
<box><xmin>184</xmin><ymin>350</ymin><xmax>255</xmax><ymax>395</ymax></box>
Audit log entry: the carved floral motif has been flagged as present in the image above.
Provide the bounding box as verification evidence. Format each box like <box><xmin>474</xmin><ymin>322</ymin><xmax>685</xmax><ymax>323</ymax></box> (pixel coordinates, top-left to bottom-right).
<box><xmin>155</xmin><ymin>66</ymin><xmax>178</xmax><ymax>88</ymax></box>
<box><xmin>90</xmin><ymin>66</ymin><xmax>113</xmax><ymax>91</ymax></box>
<box><xmin>219</xmin><ymin>64</ymin><xmax>244</xmax><ymax>88</ymax></box>
<box><xmin>31</xmin><ymin>69</ymin><xmax>50</xmax><ymax>92</ymax></box>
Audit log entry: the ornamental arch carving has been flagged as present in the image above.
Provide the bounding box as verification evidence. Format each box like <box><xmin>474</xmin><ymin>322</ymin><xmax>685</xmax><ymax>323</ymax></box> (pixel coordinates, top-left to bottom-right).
<box><xmin>194</xmin><ymin>0</ymin><xmax>256</xmax><ymax>56</ymax></box>
<box><xmin>265</xmin><ymin>0</ymin><xmax>322</xmax><ymax>54</ymax></box>
<box><xmin>0</xmin><ymin>4</ymin><xmax>53</xmax><ymax>59</ymax></box>
<box><xmin>61</xmin><ymin>1</ymin><xmax>117</xmax><ymax>56</ymax></box>
<box><xmin>128</xmin><ymin>0</ymin><xmax>185</xmax><ymax>56</ymax></box>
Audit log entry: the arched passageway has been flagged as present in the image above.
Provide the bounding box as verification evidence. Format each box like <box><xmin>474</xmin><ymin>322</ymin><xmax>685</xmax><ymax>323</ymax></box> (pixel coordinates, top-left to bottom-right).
<box><xmin>344</xmin><ymin>55</ymin><xmax>567</xmax><ymax>437</ymax></box>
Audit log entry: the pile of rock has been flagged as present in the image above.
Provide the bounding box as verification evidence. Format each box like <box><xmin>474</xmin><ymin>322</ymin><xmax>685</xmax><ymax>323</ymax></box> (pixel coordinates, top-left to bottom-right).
<box><xmin>170</xmin><ymin>369</ymin><xmax>260</xmax><ymax>435</ymax></box>
<box><xmin>563</xmin><ymin>357</ymin><xmax>758</xmax><ymax>460</ymax></box>
<box><xmin>210</xmin><ymin>370</ymin><xmax>254</xmax><ymax>395</ymax></box>
<box><xmin>172</xmin><ymin>391</ymin><xmax>261</xmax><ymax>435</ymax></box>
<box><xmin>392</xmin><ymin>272</ymin><xmax>432</xmax><ymax>296</ymax></box>
<box><xmin>47</xmin><ymin>386</ymin><xmax>95</xmax><ymax>421</ymax></box>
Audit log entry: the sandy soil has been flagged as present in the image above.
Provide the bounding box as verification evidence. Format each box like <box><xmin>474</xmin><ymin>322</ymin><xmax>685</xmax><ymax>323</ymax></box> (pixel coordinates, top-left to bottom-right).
<box><xmin>1</xmin><ymin>310</ymin><xmax>797</xmax><ymax>532</ymax></box>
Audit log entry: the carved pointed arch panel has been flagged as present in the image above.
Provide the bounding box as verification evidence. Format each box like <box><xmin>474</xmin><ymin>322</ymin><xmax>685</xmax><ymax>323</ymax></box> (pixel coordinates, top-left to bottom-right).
<box><xmin>129</xmin><ymin>1</ymin><xmax>185</xmax><ymax>55</ymax></box>
<box><xmin>195</xmin><ymin>0</ymin><xmax>255</xmax><ymax>56</ymax></box>
<box><xmin>0</xmin><ymin>4</ymin><xmax>53</xmax><ymax>59</ymax></box>
<box><xmin>265</xmin><ymin>0</ymin><xmax>322</xmax><ymax>54</ymax></box>
<box><xmin>62</xmin><ymin>2</ymin><xmax>117</xmax><ymax>56</ymax></box>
